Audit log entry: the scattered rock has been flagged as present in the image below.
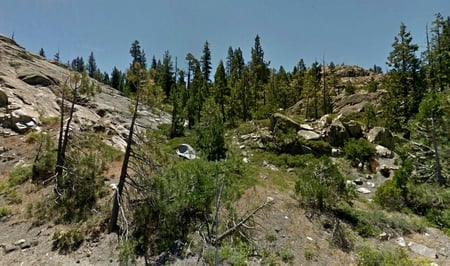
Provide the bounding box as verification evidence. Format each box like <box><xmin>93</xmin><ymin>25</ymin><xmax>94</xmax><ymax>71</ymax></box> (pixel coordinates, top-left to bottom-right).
<box><xmin>242</xmin><ymin>157</ymin><xmax>249</xmax><ymax>163</ymax></box>
<box><xmin>331</xmin><ymin>148</ymin><xmax>342</xmax><ymax>157</ymax></box>
<box><xmin>357</xmin><ymin>187</ymin><xmax>371</xmax><ymax>194</ymax></box>
<box><xmin>379</xmin><ymin>232</ymin><xmax>390</xmax><ymax>241</ymax></box>
<box><xmin>3</xmin><ymin>244</ymin><xmax>18</xmax><ymax>254</ymax></box>
<box><xmin>14</xmin><ymin>239</ymin><xmax>26</xmax><ymax>246</ymax></box>
<box><xmin>375</xmin><ymin>145</ymin><xmax>394</xmax><ymax>158</ymax></box>
<box><xmin>262</xmin><ymin>160</ymin><xmax>279</xmax><ymax>171</ymax></box>
<box><xmin>367</xmin><ymin>182</ymin><xmax>376</xmax><ymax>188</ymax></box>
<box><xmin>395</xmin><ymin>237</ymin><xmax>406</xmax><ymax>247</ymax></box>
<box><xmin>408</xmin><ymin>242</ymin><xmax>438</xmax><ymax>259</ymax></box>
<box><xmin>379</xmin><ymin>165</ymin><xmax>391</xmax><ymax>178</ymax></box>
<box><xmin>353</xmin><ymin>178</ymin><xmax>364</xmax><ymax>185</ymax></box>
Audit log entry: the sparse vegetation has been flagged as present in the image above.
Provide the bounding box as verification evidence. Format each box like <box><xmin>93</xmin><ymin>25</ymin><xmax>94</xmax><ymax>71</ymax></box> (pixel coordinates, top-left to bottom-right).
<box><xmin>52</xmin><ymin>227</ymin><xmax>85</xmax><ymax>254</ymax></box>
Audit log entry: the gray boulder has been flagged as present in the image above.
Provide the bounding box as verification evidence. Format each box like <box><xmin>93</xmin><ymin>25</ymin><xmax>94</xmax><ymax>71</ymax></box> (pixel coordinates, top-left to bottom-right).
<box><xmin>270</xmin><ymin>113</ymin><xmax>301</xmax><ymax>133</ymax></box>
<box><xmin>408</xmin><ymin>242</ymin><xmax>437</xmax><ymax>259</ymax></box>
<box><xmin>297</xmin><ymin>130</ymin><xmax>321</xmax><ymax>141</ymax></box>
<box><xmin>341</xmin><ymin>119</ymin><xmax>362</xmax><ymax>138</ymax></box>
<box><xmin>327</xmin><ymin>119</ymin><xmax>349</xmax><ymax>147</ymax></box>
<box><xmin>367</xmin><ymin>127</ymin><xmax>395</xmax><ymax>150</ymax></box>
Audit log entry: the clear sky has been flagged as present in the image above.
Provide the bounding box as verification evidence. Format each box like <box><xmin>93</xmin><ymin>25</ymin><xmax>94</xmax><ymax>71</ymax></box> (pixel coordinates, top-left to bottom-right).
<box><xmin>1</xmin><ymin>0</ymin><xmax>449</xmax><ymax>74</ymax></box>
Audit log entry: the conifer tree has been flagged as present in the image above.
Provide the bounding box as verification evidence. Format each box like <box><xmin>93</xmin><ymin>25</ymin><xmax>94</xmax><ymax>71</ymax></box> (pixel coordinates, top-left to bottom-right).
<box><xmin>383</xmin><ymin>23</ymin><xmax>424</xmax><ymax>132</ymax></box>
<box><xmin>212</xmin><ymin>60</ymin><xmax>228</xmax><ymax>122</ymax></box>
<box><xmin>39</xmin><ymin>48</ymin><xmax>45</xmax><ymax>58</ymax></box>
<box><xmin>201</xmin><ymin>41</ymin><xmax>212</xmax><ymax>84</ymax></box>
<box><xmin>249</xmin><ymin>35</ymin><xmax>270</xmax><ymax>109</ymax></box>
<box><xmin>71</xmin><ymin>57</ymin><xmax>85</xmax><ymax>73</ymax></box>
<box><xmin>158</xmin><ymin>51</ymin><xmax>175</xmax><ymax>97</ymax></box>
<box><xmin>87</xmin><ymin>51</ymin><xmax>97</xmax><ymax>78</ymax></box>
<box><xmin>303</xmin><ymin>62</ymin><xmax>322</xmax><ymax>119</ymax></box>
<box><xmin>111</xmin><ymin>67</ymin><xmax>125</xmax><ymax>91</ymax></box>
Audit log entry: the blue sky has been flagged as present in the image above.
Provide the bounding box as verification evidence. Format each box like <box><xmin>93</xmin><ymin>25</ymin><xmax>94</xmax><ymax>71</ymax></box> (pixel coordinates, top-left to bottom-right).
<box><xmin>1</xmin><ymin>1</ymin><xmax>449</xmax><ymax>74</ymax></box>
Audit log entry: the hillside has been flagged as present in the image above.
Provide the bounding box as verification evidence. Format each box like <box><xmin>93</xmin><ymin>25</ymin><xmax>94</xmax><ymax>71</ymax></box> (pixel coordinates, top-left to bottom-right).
<box><xmin>1</xmin><ymin>34</ymin><xmax>449</xmax><ymax>266</ymax></box>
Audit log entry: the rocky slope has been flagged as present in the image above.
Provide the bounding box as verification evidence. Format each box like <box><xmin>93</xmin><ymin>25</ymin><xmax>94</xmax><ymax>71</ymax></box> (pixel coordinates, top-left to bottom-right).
<box><xmin>0</xmin><ymin>34</ymin><xmax>170</xmax><ymax>151</ymax></box>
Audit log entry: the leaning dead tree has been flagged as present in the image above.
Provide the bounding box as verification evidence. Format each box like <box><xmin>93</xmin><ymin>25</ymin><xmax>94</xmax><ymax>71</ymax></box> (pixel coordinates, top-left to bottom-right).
<box><xmin>55</xmin><ymin>72</ymin><xmax>98</xmax><ymax>182</ymax></box>
<box><xmin>108</xmin><ymin>62</ymin><xmax>160</xmax><ymax>233</ymax></box>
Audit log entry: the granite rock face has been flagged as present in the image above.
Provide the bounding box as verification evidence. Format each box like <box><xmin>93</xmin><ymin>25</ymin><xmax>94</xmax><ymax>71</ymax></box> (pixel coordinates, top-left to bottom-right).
<box><xmin>0</xmin><ymin>34</ymin><xmax>170</xmax><ymax>148</ymax></box>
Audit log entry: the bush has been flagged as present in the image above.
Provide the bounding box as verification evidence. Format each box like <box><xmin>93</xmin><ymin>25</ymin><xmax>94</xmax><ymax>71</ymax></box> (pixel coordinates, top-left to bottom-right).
<box><xmin>344</xmin><ymin>138</ymin><xmax>376</xmax><ymax>169</ymax></box>
<box><xmin>357</xmin><ymin>244</ymin><xmax>415</xmax><ymax>266</ymax></box>
<box><xmin>26</xmin><ymin>132</ymin><xmax>58</xmax><ymax>182</ymax></box>
<box><xmin>8</xmin><ymin>165</ymin><xmax>32</xmax><ymax>186</ymax></box>
<box><xmin>131</xmin><ymin>159</ymin><xmax>216</xmax><ymax>255</ymax></box>
<box><xmin>374</xmin><ymin>180</ymin><xmax>405</xmax><ymax>211</ymax></box>
<box><xmin>52</xmin><ymin>228</ymin><xmax>84</xmax><ymax>254</ymax></box>
<box><xmin>0</xmin><ymin>205</ymin><xmax>11</xmax><ymax>218</ymax></box>
<box><xmin>295</xmin><ymin>156</ymin><xmax>354</xmax><ymax>215</ymax></box>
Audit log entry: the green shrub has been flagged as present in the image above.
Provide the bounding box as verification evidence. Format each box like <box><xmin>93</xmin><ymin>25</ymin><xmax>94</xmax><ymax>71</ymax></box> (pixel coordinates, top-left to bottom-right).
<box><xmin>374</xmin><ymin>180</ymin><xmax>405</xmax><ymax>211</ymax></box>
<box><xmin>26</xmin><ymin>132</ymin><xmax>57</xmax><ymax>182</ymax></box>
<box><xmin>304</xmin><ymin>248</ymin><xmax>316</xmax><ymax>261</ymax></box>
<box><xmin>357</xmin><ymin>244</ymin><xmax>415</xmax><ymax>266</ymax></box>
<box><xmin>296</xmin><ymin>156</ymin><xmax>354</xmax><ymax>215</ymax></box>
<box><xmin>8</xmin><ymin>165</ymin><xmax>32</xmax><ymax>186</ymax></box>
<box><xmin>278</xmin><ymin>248</ymin><xmax>295</xmax><ymax>263</ymax></box>
<box><xmin>0</xmin><ymin>205</ymin><xmax>11</xmax><ymax>218</ymax></box>
<box><xmin>6</xmin><ymin>188</ymin><xmax>21</xmax><ymax>204</ymax></box>
<box><xmin>52</xmin><ymin>228</ymin><xmax>84</xmax><ymax>254</ymax></box>
<box><xmin>344</xmin><ymin>138</ymin><xmax>376</xmax><ymax>169</ymax></box>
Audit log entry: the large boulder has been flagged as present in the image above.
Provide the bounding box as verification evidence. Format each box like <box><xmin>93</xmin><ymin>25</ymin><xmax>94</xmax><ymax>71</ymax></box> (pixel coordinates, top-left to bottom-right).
<box><xmin>367</xmin><ymin>127</ymin><xmax>395</xmax><ymax>150</ymax></box>
<box><xmin>341</xmin><ymin>118</ymin><xmax>362</xmax><ymax>138</ymax></box>
<box><xmin>297</xmin><ymin>130</ymin><xmax>321</xmax><ymax>141</ymax></box>
<box><xmin>327</xmin><ymin>119</ymin><xmax>349</xmax><ymax>147</ymax></box>
<box><xmin>270</xmin><ymin>113</ymin><xmax>301</xmax><ymax>134</ymax></box>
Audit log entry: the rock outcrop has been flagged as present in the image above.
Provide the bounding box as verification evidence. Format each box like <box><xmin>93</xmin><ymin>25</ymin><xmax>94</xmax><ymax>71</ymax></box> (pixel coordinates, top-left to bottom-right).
<box><xmin>0</xmin><ymin>34</ymin><xmax>170</xmax><ymax>148</ymax></box>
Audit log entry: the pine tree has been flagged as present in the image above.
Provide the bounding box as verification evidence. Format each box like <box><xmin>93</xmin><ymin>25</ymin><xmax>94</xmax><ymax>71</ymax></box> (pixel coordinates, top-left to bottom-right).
<box><xmin>39</xmin><ymin>48</ymin><xmax>45</xmax><ymax>58</ymax></box>
<box><xmin>225</xmin><ymin>46</ymin><xmax>234</xmax><ymax>79</ymax></box>
<box><xmin>201</xmin><ymin>41</ymin><xmax>212</xmax><ymax>84</ymax></box>
<box><xmin>383</xmin><ymin>23</ymin><xmax>424</xmax><ymax>132</ymax></box>
<box><xmin>129</xmin><ymin>40</ymin><xmax>147</xmax><ymax>69</ymax></box>
<box><xmin>128</xmin><ymin>40</ymin><xmax>147</xmax><ymax>93</ymax></box>
<box><xmin>87</xmin><ymin>51</ymin><xmax>97</xmax><ymax>78</ymax></box>
<box><xmin>54</xmin><ymin>50</ymin><xmax>60</xmax><ymax>62</ymax></box>
<box><xmin>212</xmin><ymin>60</ymin><xmax>228</xmax><ymax>122</ymax></box>
<box><xmin>71</xmin><ymin>57</ymin><xmax>85</xmax><ymax>73</ymax></box>
<box><xmin>196</xmin><ymin>97</ymin><xmax>225</xmax><ymax>160</ymax></box>
<box><xmin>249</xmin><ymin>35</ymin><xmax>270</xmax><ymax>109</ymax></box>
<box><xmin>303</xmin><ymin>61</ymin><xmax>322</xmax><ymax>119</ymax></box>
<box><xmin>158</xmin><ymin>51</ymin><xmax>175</xmax><ymax>97</ymax></box>
<box><xmin>111</xmin><ymin>67</ymin><xmax>125</xmax><ymax>91</ymax></box>
<box><xmin>427</xmin><ymin>13</ymin><xmax>450</xmax><ymax>91</ymax></box>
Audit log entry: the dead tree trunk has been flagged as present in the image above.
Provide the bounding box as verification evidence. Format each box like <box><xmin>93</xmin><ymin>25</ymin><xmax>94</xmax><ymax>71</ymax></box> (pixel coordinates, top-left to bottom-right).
<box><xmin>108</xmin><ymin>91</ymin><xmax>140</xmax><ymax>233</ymax></box>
